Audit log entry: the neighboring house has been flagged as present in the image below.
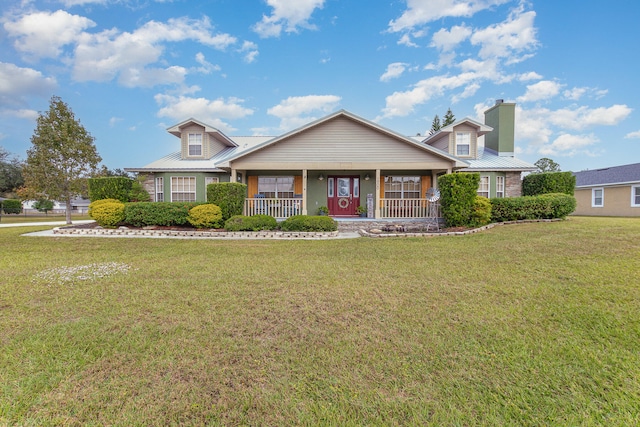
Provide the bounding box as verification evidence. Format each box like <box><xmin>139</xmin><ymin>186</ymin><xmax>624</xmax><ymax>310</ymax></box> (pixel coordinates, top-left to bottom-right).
<box><xmin>23</xmin><ymin>198</ymin><xmax>91</xmax><ymax>213</ymax></box>
<box><xmin>573</xmin><ymin>163</ymin><xmax>640</xmax><ymax>216</ymax></box>
<box><xmin>126</xmin><ymin>101</ymin><xmax>535</xmax><ymax>219</ymax></box>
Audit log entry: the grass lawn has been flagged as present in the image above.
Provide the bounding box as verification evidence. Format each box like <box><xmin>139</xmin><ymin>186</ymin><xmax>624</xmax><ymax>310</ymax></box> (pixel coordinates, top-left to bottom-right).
<box><xmin>0</xmin><ymin>213</ymin><xmax>91</xmax><ymax>224</ymax></box>
<box><xmin>1</xmin><ymin>216</ymin><xmax>639</xmax><ymax>425</ymax></box>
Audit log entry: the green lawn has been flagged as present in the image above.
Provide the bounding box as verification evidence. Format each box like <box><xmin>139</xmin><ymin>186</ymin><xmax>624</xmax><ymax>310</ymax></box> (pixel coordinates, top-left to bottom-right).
<box><xmin>1</xmin><ymin>217</ymin><xmax>639</xmax><ymax>426</ymax></box>
<box><xmin>0</xmin><ymin>213</ymin><xmax>91</xmax><ymax>224</ymax></box>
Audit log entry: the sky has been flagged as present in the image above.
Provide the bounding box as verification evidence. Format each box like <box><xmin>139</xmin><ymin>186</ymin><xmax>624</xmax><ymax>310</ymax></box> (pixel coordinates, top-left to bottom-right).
<box><xmin>1</xmin><ymin>0</ymin><xmax>639</xmax><ymax>173</ymax></box>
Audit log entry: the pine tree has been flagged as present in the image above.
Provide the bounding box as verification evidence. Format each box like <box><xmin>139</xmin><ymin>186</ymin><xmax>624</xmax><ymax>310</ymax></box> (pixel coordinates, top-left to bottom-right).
<box><xmin>442</xmin><ymin>108</ymin><xmax>455</xmax><ymax>126</ymax></box>
<box><xmin>22</xmin><ymin>96</ymin><xmax>102</xmax><ymax>224</ymax></box>
<box><xmin>429</xmin><ymin>115</ymin><xmax>441</xmax><ymax>135</ymax></box>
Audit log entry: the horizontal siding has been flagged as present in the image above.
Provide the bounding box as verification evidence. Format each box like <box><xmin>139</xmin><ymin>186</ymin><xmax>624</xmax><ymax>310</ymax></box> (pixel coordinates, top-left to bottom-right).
<box><xmin>233</xmin><ymin>116</ymin><xmax>454</xmax><ymax>168</ymax></box>
<box><xmin>574</xmin><ymin>186</ymin><xmax>640</xmax><ymax>216</ymax></box>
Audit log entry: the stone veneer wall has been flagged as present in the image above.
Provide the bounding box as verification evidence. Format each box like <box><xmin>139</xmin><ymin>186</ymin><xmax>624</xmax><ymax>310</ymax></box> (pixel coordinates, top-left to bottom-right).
<box><xmin>505</xmin><ymin>172</ymin><xmax>523</xmax><ymax>197</ymax></box>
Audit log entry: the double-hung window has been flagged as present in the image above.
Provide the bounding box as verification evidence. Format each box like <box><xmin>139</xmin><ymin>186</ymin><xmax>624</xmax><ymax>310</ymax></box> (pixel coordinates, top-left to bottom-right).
<box><xmin>155</xmin><ymin>177</ymin><xmax>164</xmax><ymax>202</ymax></box>
<box><xmin>188</xmin><ymin>133</ymin><xmax>202</xmax><ymax>156</ymax></box>
<box><xmin>384</xmin><ymin>176</ymin><xmax>421</xmax><ymax>199</ymax></box>
<box><xmin>456</xmin><ymin>132</ymin><xmax>471</xmax><ymax>156</ymax></box>
<box><xmin>592</xmin><ymin>188</ymin><xmax>604</xmax><ymax>207</ymax></box>
<box><xmin>171</xmin><ymin>176</ymin><xmax>196</xmax><ymax>202</ymax></box>
<box><xmin>632</xmin><ymin>186</ymin><xmax>640</xmax><ymax>207</ymax></box>
<box><xmin>258</xmin><ymin>176</ymin><xmax>294</xmax><ymax>198</ymax></box>
<box><xmin>495</xmin><ymin>176</ymin><xmax>505</xmax><ymax>198</ymax></box>
<box><xmin>478</xmin><ymin>176</ymin><xmax>490</xmax><ymax>197</ymax></box>
<box><xmin>205</xmin><ymin>176</ymin><xmax>219</xmax><ymax>187</ymax></box>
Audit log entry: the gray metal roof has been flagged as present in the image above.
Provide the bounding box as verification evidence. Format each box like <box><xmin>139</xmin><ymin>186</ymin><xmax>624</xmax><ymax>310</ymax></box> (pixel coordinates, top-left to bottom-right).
<box><xmin>574</xmin><ymin>163</ymin><xmax>640</xmax><ymax>187</ymax></box>
<box><xmin>462</xmin><ymin>147</ymin><xmax>536</xmax><ymax>171</ymax></box>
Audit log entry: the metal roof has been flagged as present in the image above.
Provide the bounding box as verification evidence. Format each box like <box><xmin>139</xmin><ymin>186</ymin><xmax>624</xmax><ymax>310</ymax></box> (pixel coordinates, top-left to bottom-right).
<box><xmin>462</xmin><ymin>147</ymin><xmax>536</xmax><ymax>171</ymax></box>
<box><xmin>574</xmin><ymin>163</ymin><xmax>640</xmax><ymax>187</ymax></box>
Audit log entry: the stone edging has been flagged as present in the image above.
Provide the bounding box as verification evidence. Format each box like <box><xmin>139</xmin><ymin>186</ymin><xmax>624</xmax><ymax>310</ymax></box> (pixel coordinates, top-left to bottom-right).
<box><xmin>53</xmin><ymin>226</ymin><xmax>339</xmax><ymax>240</ymax></box>
<box><xmin>358</xmin><ymin>218</ymin><xmax>561</xmax><ymax>238</ymax></box>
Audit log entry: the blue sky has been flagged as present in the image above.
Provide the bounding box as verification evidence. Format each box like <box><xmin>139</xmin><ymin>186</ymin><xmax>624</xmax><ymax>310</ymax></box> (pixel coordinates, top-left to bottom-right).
<box><xmin>1</xmin><ymin>0</ymin><xmax>638</xmax><ymax>172</ymax></box>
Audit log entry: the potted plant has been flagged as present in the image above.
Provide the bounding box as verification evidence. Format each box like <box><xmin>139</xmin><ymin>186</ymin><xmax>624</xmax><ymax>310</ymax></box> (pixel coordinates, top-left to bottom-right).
<box><xmin>356</xmin><ymin>205</ymin><xmax>367</xmax><ymax>217</ymax></box>
<box><xmin>318</xmin><ymin>206</ymin><xmax>329</xmax><ymax>216</ymax></box>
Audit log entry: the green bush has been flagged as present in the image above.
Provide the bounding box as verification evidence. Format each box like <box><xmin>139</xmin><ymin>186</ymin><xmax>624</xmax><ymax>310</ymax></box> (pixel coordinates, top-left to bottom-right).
<box><xmin>438</xmin><ymin>172</ymin><xmax>480</xmax><ymax>227</ymax></box>
<box><xmin>523</xmin><ymin>171</ymin><xmax>575</xmax><ymax>196</ymax></box>
<box><xmin>129</xmin><ymin>180</ymin><xmax>151</xmax><ymax>202</ymax></box>
<box><xmin>91</xmin><ymin>201</ymin><xmax>125</xmax><ymax>228</ymax></box>
<box><xmin>34</xmin><ymin>199</ymin><xmax>54</xmax><ymax>212</ymax></box>
<box><xmin>224</xmin><ymin>214</ymin><xmax>277</xmax><ymax>231</ymax></box>
<box><xmin>88</xmin><ymin>177</ymin><xmax>132</xmax><ymax>202</ymax></box>
<box><xmin>123</xmin><ymin>202</ymin><xmax>203</xmax><ymax>227</ymax></box>
<box><xmin>187</xmin><ymin>204</ymin><xmax>223</xmax><ymax>229</ymax></box>
<box><xmin>207</xmin><ymin>182</ymin><xmax>246</xmax><ymax>221</ymax></box>
<box><xmin>490</xmin><ymin>193</ymin><xmax>576</xmax><ymax>222</ymax></box>
<box><xmin>470</xmin><ymin>196</ymin><xmax>492</xmax><ymax>227</ymax></box>
<box><xmin>2</xmin><ymin>199</ymin><xmax>22</xmax><ymax>214</ymax></box>
<box><xmin>280</xmin><ymin>215</ymin><xmax>338</xmax><ymax>232</ymax></box>
<box><xmin>88</xmin><ymin>198</ymin><xmax>122</xmax><ymax>219</ymax></box>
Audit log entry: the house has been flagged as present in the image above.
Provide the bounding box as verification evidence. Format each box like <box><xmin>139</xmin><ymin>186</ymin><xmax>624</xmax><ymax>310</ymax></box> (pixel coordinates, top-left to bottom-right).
<box><xmin>572</xmin><ymin>163</ymin><xmax>640</xmax><ymax>216</ymax></box>
<box><xmin>126</xmin><ymin>101</ymin><xmax>535</xmax><ymax>219</ymax></box>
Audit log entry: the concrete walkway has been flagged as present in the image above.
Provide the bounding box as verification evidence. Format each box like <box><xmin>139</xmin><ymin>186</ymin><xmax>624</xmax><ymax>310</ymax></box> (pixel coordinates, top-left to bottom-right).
<box><xmin>0</xmin><ymin>220</ymin><xmax>95</xmax><ymax>228</ymax></box>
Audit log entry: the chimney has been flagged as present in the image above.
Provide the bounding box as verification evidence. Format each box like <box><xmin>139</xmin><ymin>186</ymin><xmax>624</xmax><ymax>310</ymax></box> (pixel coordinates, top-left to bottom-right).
<box><xmin>484</xmin><ymin>100</ymin><xmax>515</xmax><ymax>157</ymax></box>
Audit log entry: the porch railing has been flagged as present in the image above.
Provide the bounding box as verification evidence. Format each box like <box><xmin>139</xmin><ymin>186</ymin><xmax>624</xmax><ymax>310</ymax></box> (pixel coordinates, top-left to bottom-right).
<box><xmin>380</xmin><ymin>198</ymin><xmax>441</xmax><ymax>219</ymax></box>
<box><xmin>244</xmin><ymin>197</ymin><xmax>302</xmax><ymax>218</ymax></box>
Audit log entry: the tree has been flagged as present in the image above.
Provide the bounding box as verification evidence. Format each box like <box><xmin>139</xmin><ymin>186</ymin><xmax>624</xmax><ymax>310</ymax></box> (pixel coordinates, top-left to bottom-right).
<box><xmin>22</xmin><ymin>96</ymin><xmax>102</xmax><ymax>224</ymax></box>
<box><xmin>34</xmin><ymin>199</ymin><xmax>54</xmax><ymax>213</ymax></box>
<box><xmin>442</xmin><ymin>108</ymin><xmax>455</xmax><ymax>126</ymax></box>
<box><xmin>429</xmin><ymin>115</ymin><xmax>441</xmax><ymax>135</ymax></box>
<box><xmin>534</xmin><ymin>157</ymin><xmax>561</xmax><ymax>173</ymax></box>
<box><xmin>0</xmin><ymin>147</ymin><xmax>24</xmax><ymax>197</ymax></box>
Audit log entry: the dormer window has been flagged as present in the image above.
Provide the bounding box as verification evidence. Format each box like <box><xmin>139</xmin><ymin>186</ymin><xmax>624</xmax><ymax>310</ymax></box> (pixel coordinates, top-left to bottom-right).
<box><xmin>188</xmin><ymin>133</ymin><xmax>202</xmax><ymax>156</ymax></box>
<box><xmin>456</xmin><ymin>132</ymin><xmax>470</xmax><ymax>156</ymax></box>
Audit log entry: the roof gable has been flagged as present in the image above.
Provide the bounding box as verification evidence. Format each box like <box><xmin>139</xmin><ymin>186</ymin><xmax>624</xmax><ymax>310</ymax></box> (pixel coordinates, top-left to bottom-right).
<box><xmin>167</xmin><ymin>118</ymin><xmax>237</xmax><ymax>148</ymax></box>
<box><xmin>574</xmin><ymin>163</ymin><xmax>640</xmax><ymax>187</ymax></box>
<box><xmin>422</xmin><ymin>117</ymin><xmax>493</xmax><ymax>144</ymax></box>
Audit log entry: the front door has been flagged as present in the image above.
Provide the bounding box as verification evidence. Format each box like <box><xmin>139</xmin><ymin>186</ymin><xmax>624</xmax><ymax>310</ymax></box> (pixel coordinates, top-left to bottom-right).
<box><xmin>328</xmin><ymin>176</ymin><xmax>359</xmax><ymax>216</ymax></box>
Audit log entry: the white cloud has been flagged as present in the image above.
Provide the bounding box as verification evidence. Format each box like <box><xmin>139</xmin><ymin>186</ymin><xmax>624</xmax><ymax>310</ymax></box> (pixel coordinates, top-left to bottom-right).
<box><xmin>0</xmin><ymin>62</ymin><xmax>57</xmax><ymax>112</ymax></box>
<box><xmin>470</xmin><ymin>7</ymin><xmax>538</xmax><ymax>60</ymax></box>
<box><xmin>625</xmin><ymin>130</ymin><xmax>640</xmax><ymax>139</ymax></box>
<box><xmin>267</xmin><ymin>94</ymin><xmax>341</xmax><ymax>131</ymax></box>
<box><xmin>541</xmin><ymin>133</ymin><xmax>599</xmax><ymax>156</ymax></box>
<box><xmin>155</xmin><ymin>93</ymin><xmax>254</xmax><ymax>133</ymax></box>
<box><xmin>109</xmin><ymin>117</ymin><xmax>122</xmax><ymax>127</ymax></box>
<box><xmin>239</xmin><ymin>41</ymin><xmax>259</xmax><ymax>63</ymax></box>
<box><xmin>380</xmin><ymin>62</ymin><xmax>408</xmax><ymax>82</ymax></box>
<box><xmin>253</xmin><ymin>0</ymin><xmax>325</xmax><ymax>38</ymax></box>
<box><xmin>388</xmin><ymin>0</ymin><xmax>510</xmax><ymax>33</ymax></box>
<box><xmin>3</xmin><ymin>9</ymin><xmax>95</xmax><ymax>58</ymax></box>
<box><xmin>519</xmin><ymin>71</ymin><xmax>542</xmax><ymax>81</ymax></box>
<box><xmin>517</xmin><ymin>80</ymin><xmax>562</xmax><ymax>103</ymax></box>
<box><xmin>397</xmin><ymin>33</ymin><xmax>419</xmax><ymax>47</ymax></box>
<box><xmin>431</xmin><ymin>24</ymin><xmax>472</xmax><ymax>51</ymax></box>
<box><xmin>0</xmin><ymin>108</ymin><xmax>39</xmax><ymax>120</ymax></box>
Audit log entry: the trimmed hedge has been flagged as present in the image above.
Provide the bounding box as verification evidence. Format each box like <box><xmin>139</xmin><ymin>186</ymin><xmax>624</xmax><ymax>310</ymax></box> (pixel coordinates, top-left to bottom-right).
<box><xmin>207</xmin><ymin>182</ymin><xmax>246</xmax><ymax>221</ymax></box>
<box><xmin>224</xmin><ymin>214</ymin><xmax>278</xmax><ymax>231</ymax></box>
<box><xmin>490</xmin><ymin>193</ymin><xmax>576</xmax><ymax>222</ymax></box>
<box><xmin>123</xmin><ymin>202</ymin><xmax>204</xmax><ymax>227</ymax></box>
<box><xmin>470</xmin><ymin>196</ymin><xmax>492</xmax><ymax>228</ymax></box>
<box><xmin>88</xmin><ymin>177</ymin><xmax>132</xmax><ymax>202</ymax></box>
<box><xmin>91</xmin><ymin>201</ymin><xmax>125</xmax><ymax>228</ymax></box>
<box><xmin>522</xmin><ymin>171</ymin><xmax>575</xmax><ymax>196</ymax></box>
<box><xmin>2</xmin><ymin>199</ymin><xmax>22</xmax><ymax>214</ymax></box>
<box><xmin>187</xmin><ymin>204</ymin><xmax>223</xmax><ymax>229</ymax></box>
<box><xmin>279</xmin><ymin>215</ymin><xmax>338</xmax><ymax>232</ymax></box>
<box><xmin>88</xmin><ymin>198</ymin><xmax>122</xmax><ymax>218</ymax></box>
<box><xmin>438</xmin><ymin>172</ymin><xmax>480</xmax><ymax>227</ymax></box>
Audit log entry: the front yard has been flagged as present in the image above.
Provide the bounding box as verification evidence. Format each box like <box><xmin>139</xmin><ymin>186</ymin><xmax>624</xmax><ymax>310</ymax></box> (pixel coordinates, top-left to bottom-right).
<box><xmin>1</xmin><ymin>217</ymin><xmax>639</xmax><ymax>425</ymax></box>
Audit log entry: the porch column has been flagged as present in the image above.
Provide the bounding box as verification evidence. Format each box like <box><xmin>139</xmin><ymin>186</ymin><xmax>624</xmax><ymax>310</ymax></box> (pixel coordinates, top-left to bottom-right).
<box><xmin>230</xmin><ymin>169</ymin><xmax>237</xmax><ymax>183</ymax></box>
<box><xmin>302</xmin><ymin>169</ymin><xmax>308</xmax><ymax>215</ymax></box>
<box><xmin>375</xmin><ymin>169</ymin><xmax>381</xmax><ymax>219</ymax></box>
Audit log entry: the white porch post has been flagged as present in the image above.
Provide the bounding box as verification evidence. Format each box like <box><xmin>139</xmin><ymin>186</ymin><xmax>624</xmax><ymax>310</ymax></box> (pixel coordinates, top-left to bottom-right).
<box><xmin>302</xmin><ymin>169</ymin><xmax>308</xmax><ymax>215</ymax></box>
<box><xmin>375</xmin><ymin>169</ymin><xmax>381</xmax><ymax>219</ymax></box>
<box><xmin>230</xmin><ymin>169</ymin><xmax>237</xmax><ymax>183</ymax></box>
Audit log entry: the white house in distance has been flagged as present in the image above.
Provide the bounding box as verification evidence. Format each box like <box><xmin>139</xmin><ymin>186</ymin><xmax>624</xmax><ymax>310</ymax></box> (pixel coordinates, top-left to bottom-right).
<box><xmin>126</xmin><ymin>100</ymin><xmax>535</xmax><ymax>219</ymax></box>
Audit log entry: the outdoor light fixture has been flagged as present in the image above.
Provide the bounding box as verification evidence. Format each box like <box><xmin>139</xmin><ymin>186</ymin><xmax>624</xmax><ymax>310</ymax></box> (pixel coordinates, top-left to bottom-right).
<box><xmin>364</xmin><ymin>173</ymin><xmax>370</xmax><ymax>181</ymax></box>
<box><xmin>318</xmin><ymin>174</ymin><xmax>324</xmax><ymax>181</ymax></box>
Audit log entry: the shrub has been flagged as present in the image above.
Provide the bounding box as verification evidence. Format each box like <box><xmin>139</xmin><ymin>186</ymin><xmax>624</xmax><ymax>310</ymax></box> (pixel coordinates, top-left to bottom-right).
<box><xmin>34</xmin><ymin>199</ymin><xmax>54</xmax><ymax>213</ymax></box>
<box><xmin>207</xmin><ymin>182</ymin><xmax>246</xmax><ymax>221</ymax></box>
<box><xmin>187</xmin><ymin>204</ymin><xmax>223</xmax><ymax>229</ymax></box>
<box><xmin>280</xmin><ymin>215</ymin><xmax>338</xmax><ymax>232</ymax></box>
<box><xmin>523</xmin><ymin>171</ymin><xmax>576</xmax><ymax>196</ymax></box>
<box><xmin>129</xmin><ymin>180</ymin><xmax>151</xmax><ymax>202</ymax></box>
<box><xmin>469</xmin><ymin>196</ymin><xmax>492</xmax><ymax>228</ymax></box>
<box><xmin>2</xmin><ymin>199</ymin><xmax>22</xmax><ymax>214</ymax></box>
<box><xmin>438</xmin><ymin>172</ymin><xmax>480</xmax><ymax>227</ymax></box>
<box><xmin>88</xmin><ymin>198</ymin><xmax>122</xmax><ymax>218</ymax></box>
<box><xmin>88</xmin><ymin>177</ymin><xmax>132</xmax><ymax>202</ymax></box>
<box><xmin>91</xmin><ymin>201</ymin><xmax>125</xmax><ymax>228</ymax></box>
<box><xmin>224</xmin><ymin>215</ymin><xmax>277</xmax><ymax>231</ymax></box>
<box><xmin>538</xmin><ymin>193</ymin><xmax>577</xmax><ymax>219</ymax></box>
<box><xmin>490</xmin><ymin>193</ymin><xmax>576</xmax><ymax>222</ymax></box>
<box><xmin>123</xmin><ymin>202</ymin><xmax>203</xmax><ymax>227</ymax></box>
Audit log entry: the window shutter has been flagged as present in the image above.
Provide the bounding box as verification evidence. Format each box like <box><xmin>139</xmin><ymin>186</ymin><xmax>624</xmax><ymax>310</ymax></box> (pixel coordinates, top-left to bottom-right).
<box><xmin>248</xmin><ymin>176</ymin><xmax>258</xmax><ymax>197</ymax></box>
<box><xmin>380</xmin><ymin>176</ymin><xmax>385</xmax><ymax>199</ymax></box>
<box><xmin>421</xmin><ymin>176</ymin><xmax>432</xmax><ymax>196</ymax></box>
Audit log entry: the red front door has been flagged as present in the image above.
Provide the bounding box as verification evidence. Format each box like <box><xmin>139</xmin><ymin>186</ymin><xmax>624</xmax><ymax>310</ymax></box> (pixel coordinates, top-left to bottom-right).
<box><xmin>328</xmin><ymin>176</ymin><xmax>359</xmax><ymax>216</ymax></box>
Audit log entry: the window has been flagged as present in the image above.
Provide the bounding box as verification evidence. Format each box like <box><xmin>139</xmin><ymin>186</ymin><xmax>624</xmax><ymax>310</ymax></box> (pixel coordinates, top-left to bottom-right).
<box><xmin>328</xmin><ymin>177</ymin><xmax>334</xmax><ymax>197</ymax></box>
<box><xmin>496</xmin><ymin>176</ymin><xmax>505</xmax><ymax>198</ymax></box>
<box><xmin>155</xmin><ymin>177</ymin><xmax>164</xmax><ymax>202</ymax></box>
<box><xmin>205</xmin><ymin>176</ymin><xmax>219</xmax><ymax>186</ymax></box>
<box><xmin>188</xmin><ymin>133</ymin><xmax>202</xmax><ymax>156</ymax></box>
<box><xmin>171</xmin><ymin>176</ymin><xmax>196</xmax><ymax>202</ymax></box>
<box><xmin>478</xmin><ymin>176</ymin><xmax>490</xmax><ymax>197</ymax></box>
<box><xmin>258</xmin><ymin>176</ymin><xmax>294</xmax><ymax>198</ymax></box>
<box><xmin>592</xmin><ymin>188</ymin><xmax>603</xmax><ymax>207</ymax></box>
<box><xmin>632</xmin><ymin>186</ymin><xmax>640</xmax><ymax>207</ymax></box>
<box><xmin>456</xmin><ymin>132</ymin><xmax>471</xmax><ymax>156</ymax></box>
<box><xmin>384</xmin><ymin>176</ymin><xmax>421</xmax><ymax>199</ymax></box>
